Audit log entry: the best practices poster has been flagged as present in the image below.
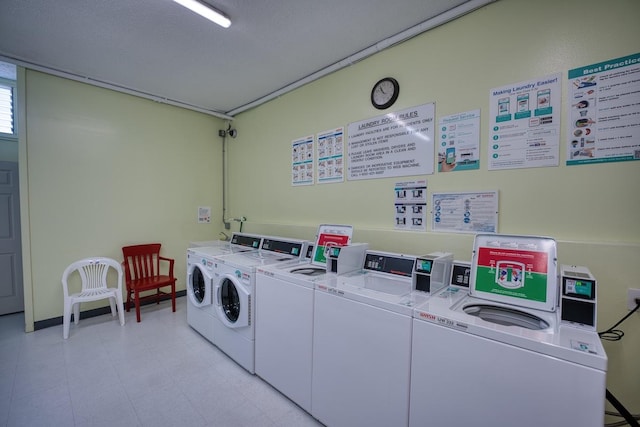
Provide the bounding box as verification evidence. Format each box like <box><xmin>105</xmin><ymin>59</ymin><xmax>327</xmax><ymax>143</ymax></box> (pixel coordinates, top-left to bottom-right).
<box><xmin>567</xmin><ymin>52</ymin><xmax>640</xmax><ymax>165</ymax></box>
<box><xmin>489</xmin><ymin>73</ymin><xmax>561</xmax><ymax>170</ymax></box>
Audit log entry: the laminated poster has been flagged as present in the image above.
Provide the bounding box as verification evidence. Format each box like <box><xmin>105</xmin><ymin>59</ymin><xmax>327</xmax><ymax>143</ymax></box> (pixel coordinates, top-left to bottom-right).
<box><xmin>567</xmin><ymin>52</ymin><xmax>640</xmax><ymax>165</ymax></box>
<box><xmin>489</xmin><ymin>73</ymin><xmax>561</xmax><ymax>170</ymax></box>
<box><xmin>316</xmin><ymin>127</ymin><xmax>345</xmax><ymax>184</ymax></box>
<box><xmin>292</xmin><ymin>135</ymin><xmax>314</xmax><ymax>186</ymax></box>
<box><xmin>394</xmin><ymin>180</ymin><xmax>427</xmax><ymax>231</ymax></box>
<box><xmin>347</xmin><ymin>103</ymin><xmax>435</xmax><ymax>180</ymax></box>
<box><xmin>432</xmin><ymin>191</ymin><xmax>498</xmax><ymax>234</ymax></box>
<box><xmin>438</xmin><ymin>110</ymin><xmax>481</xmax><ymax>172</ymax></box>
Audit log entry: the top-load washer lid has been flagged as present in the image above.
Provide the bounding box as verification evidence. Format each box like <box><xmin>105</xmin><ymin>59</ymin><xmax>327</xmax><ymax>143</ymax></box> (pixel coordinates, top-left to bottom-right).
<box><xmin>310</xmin><ymin>224</ymin><xmax>353</xmax><ymax>267</ymax></box>
<box><xmin>470</xmin><ymin>234</ymin><xmax>558</xmax><ymax>312</ymax></box>
<box><xmin>462</xmin><ymin>303</ymin><xmax>550</xmax><ymax>330</ymax></box>
<box><xmin>334</xmin><ymin>251</ymin><xmax>416</xmax><ymax>296</ymax></box>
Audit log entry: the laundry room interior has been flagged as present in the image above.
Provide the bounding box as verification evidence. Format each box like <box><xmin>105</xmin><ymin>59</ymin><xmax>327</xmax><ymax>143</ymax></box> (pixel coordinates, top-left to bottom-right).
<box><xmin>1</xmin><ymin>0</ymin><xmax>639</xmax><ymax>425</ymax></box>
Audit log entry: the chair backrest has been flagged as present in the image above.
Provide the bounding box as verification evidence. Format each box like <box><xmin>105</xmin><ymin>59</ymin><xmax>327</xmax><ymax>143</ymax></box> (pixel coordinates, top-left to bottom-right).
<box><xmin>62</xmin><ymin>257</ymin><xmax>123</xmax><ymax>296</ymax></box>
<box><xmin>122</xmin><ymin>243</ymin><xmax>163</xmax><ymax>281</ymax></box>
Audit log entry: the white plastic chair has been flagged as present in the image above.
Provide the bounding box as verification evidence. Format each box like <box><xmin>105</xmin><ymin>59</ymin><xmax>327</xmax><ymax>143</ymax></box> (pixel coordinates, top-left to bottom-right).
<box><xmin>62</xmin><ymin>257</ymin><xmax>125</xmax><ymax>339</ymax></box>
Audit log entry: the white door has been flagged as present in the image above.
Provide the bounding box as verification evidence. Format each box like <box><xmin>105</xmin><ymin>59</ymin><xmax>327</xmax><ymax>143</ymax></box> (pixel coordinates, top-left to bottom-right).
<box><xmin>0</xmin><ymin>161</ymin><xmax>23</xmax><ymax>315</ymax></box>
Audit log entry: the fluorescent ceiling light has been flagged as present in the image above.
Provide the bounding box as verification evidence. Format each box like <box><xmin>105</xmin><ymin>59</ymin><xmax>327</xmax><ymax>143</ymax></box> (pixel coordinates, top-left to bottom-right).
<box><xmin>173</xmin><ymin>0</ymin><xmax>231</xmax><ymax>28</ymax></box>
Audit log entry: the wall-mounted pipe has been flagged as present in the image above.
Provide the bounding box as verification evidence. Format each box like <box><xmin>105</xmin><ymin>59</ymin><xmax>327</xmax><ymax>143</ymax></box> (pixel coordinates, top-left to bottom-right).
<box><xmin>226</xmin><ymin>0</ymin><xmax>496</xmax><ymax>116</ymax></box>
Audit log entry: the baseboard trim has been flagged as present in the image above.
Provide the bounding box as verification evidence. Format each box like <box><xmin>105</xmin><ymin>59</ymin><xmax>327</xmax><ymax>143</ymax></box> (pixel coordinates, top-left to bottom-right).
<box><xmin>34</xmin><ymin>291</ymin><xmax>186</xmax><ymax>330</ymax></box>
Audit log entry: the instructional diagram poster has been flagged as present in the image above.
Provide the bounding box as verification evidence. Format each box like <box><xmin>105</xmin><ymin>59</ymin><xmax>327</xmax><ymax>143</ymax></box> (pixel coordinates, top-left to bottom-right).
<box><xmin>567</xmin><ymin>52</ymin><xmax>640</xmax><ymax>165</ymax></box>
<box><xmin>432</xmin><ymin>191</ymin><xmax>498</xmax><ymax>233</ymax></box>
<box><xmin>394</xmin><ymin>180</ymin><xmax>427</xmax><ymax>231</ymax></box>
<box><xmin>347</xmin><ymin>103</ymin><xmax>435</xmax><ymax>180</ymax></box>
<box><xmin>292</xmin><ymin>135</ymin><xmax>314</xmax><ymax>186</ymax></box>
<box><xmin>489</xmin><ymin>73</ymin><xmax>561</xmax><ymax>170</ymax></box>
<box><xmin>317</xmin><ymin>127</ymin><xmax>344</xmax><ymax>184</ymax></box>
<box><xmin>438</xmin><ymin>109</ymin><xmax>481</xmax><ymax>172</ymax></box>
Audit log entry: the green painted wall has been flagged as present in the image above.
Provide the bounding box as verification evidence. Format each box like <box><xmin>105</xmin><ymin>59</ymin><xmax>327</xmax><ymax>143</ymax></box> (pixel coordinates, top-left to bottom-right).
<box><xmin>227</xmin><ymin>0</ymin><xmax>640</xmax><ymax>416</ymax></box>
<box><xmin>23</xmin><ymin>70</ymin><xmax>224</xmax><ymax>322</ymax></box>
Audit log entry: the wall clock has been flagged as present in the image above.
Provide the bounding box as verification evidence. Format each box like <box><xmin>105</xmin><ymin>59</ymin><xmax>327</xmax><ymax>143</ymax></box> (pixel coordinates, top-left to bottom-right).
<box><xmin>371</xmin><ymin>77</ymin><xmax>399</xmax><ymax>110</ymax></box>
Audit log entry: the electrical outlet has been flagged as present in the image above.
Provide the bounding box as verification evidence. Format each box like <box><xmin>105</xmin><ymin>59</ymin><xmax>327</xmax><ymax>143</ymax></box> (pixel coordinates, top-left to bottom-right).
<box><xmin>628</xmin><ymin>288</ymin><xmax>640</xmax><ymax>311</ymax></box>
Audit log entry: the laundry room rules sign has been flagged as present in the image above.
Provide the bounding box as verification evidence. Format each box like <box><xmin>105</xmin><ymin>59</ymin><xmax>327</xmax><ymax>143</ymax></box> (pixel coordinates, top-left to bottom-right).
<box><xmin>347</xmin><ymin>103</ymin><xmax>435</xmax><ymax>180</ymax></box>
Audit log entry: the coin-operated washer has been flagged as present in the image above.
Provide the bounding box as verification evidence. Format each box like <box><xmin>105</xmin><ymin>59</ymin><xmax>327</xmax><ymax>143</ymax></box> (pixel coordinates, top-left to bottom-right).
<box><xmin>254</xmin><ymin>229</ymin><xmax>366</xmax><ymax>413</ymax></box>
<box><xmin>313</xmin><ymin>249</ymin><xmax>427</xmax><ymax>427</ymax></box>
<box><xmin>409</xmin><ymin>234</ymin><xmax>607</xmax><ymax>427</ymax></box>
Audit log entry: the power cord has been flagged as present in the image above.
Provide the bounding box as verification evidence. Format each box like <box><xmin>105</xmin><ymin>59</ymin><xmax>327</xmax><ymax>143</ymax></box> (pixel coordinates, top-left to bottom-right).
<box><xmin>598</xmin><ymin>298</ymin><xmax>640</xmax><ymax>341</ymax></box>
<box><xmin>600</xmin><ymin>299</ymin><xmax>640</xmax><ymax>427</ymax></box>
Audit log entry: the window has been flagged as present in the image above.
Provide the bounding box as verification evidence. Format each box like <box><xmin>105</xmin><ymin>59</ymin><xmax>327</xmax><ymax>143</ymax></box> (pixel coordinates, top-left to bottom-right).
<box><xmin>0</xmin><ymin>60</ymin><xmax>17</xmax><ymax>137</ymax></box>
<box><xmin>0</xmin><ymin>79</ymin><xmax>16</xmax><ymax>136</ymax></box>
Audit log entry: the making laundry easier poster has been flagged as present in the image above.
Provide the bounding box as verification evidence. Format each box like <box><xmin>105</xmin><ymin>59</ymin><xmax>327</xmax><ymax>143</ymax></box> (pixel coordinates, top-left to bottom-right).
<box><xmin>567</xmin><ymin>52</ymin><xmax>640</xmax><ymax>165</ymax></box>
<box><xmin>488</xmin><ymin>73</ymin><xmax>561</xmax><ymax>170</ymax></box>
<box><xmin>292</xmin><ymin>135</ymin><xmax>314</xmax><ymax>186</ymax></box>
<box><xmin>347</xmin><ymin>103</ymin><xmax>435</xmax><ymax>180</ymax></box>
<box><xmin>316</xmin><ymin>127</ymin><xmax>344</xmax><ymax>184</ymax></box>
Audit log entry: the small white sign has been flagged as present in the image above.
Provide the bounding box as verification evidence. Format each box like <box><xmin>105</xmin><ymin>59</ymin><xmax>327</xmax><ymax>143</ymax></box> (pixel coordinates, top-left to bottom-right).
<box><xmin>198</xmin><ymin>206</ymin><xmax>211</xmax><ymax>224</ymax></box>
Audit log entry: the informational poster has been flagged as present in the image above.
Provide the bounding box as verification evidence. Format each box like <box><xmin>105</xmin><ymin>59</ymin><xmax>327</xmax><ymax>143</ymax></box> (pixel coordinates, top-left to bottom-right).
<box><xmin>347</xmin><ymin>103</ymin><xmax>435</xmax><ymax>180</ymax></box>
<box><xmin>475</xmin><ymin>246</ymin><xmax>549</xmax><ymax>303</ymax></box>
<box><xmin>431</xmin><ymin>191</ymin><xmax>498</xmax><ymax>233</ymax></box>
<box><xmin>394</xmin><ymin>180</ymin><xmax>427</xmax><ymax>231</ymax></box>
<box><xmin>489</xmin><ymin>73</ymin><xmax>561</xmax><ymax>170</ymax></box>
<box><xmin>567</xmin><ymin>52</ymin><xmax>640</xmax><ymax>165</ymax></box>
<box><xmin>317</xmin><ymin>127</ymin><xmax>344</xmax><ymax>184</ymax></box>
<box><xmin>438</xmin><ymin>109</ymin><xmax>481</xmax><ymax>172</ymax></box>
<box><xmin>292</xmin><ymin>135</ymin><xmax>314</xmax><ymax>186</ymax></box>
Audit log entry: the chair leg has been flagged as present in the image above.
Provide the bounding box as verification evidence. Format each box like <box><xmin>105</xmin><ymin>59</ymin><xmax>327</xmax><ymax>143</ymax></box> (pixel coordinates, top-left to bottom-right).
<box><xmin>108</xmin><ymin>296</ymin><xmax>117</xmax><ymax>317</ymax></box>
<box><xmin>135</xmin><ymin>290</ymin><xmax>141</xmax><ymax>323</ymax></box>
<box><xmin>63</xmin><ymin>299</ymin><xmax>72</xmax><ymax>339</ymax></box>
<box><xmin>116</xmin><ymin>292</ymin><xmax>125</xmax><ymax>326</ymax></box>
<box><xmin>126</xmin><ymin>289</ymin><xmax>132</xmax><ymax>312</ymax></box>
<box><xmin>172</xmin><ymin>284</ymin><xmax>176</xmax><ymax>312</ymax></box>
<box><xmin>73</xmin><ymin>302</ymin><xmax>80</xmax><ymax>325</ymax></box>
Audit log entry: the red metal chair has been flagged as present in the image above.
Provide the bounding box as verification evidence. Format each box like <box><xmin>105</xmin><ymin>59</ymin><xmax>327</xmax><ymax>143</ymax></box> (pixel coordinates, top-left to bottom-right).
<box><xmin>121</xmin><ymin>243</ymin><xmax>176</xmax><ymax>322</ymax></box>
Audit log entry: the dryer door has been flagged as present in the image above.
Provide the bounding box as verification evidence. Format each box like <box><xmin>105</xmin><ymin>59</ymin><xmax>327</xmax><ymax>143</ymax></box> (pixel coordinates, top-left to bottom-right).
<box><xmin>187</xmin><ymin>262</ymin><xmax>213</xmax><ymax>307</ymax></box>
<box><xmin>215</xmin><ymin>274</ymin><xmax>249</xmax><ymax>328</ymax></box>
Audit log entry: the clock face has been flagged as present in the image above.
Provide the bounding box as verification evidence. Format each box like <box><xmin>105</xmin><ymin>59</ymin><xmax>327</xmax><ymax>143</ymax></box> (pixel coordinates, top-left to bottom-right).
<box><xmin>371</xmin><ymin>77</ymin><xmax>399</xmax><ymax>110</ymax></box>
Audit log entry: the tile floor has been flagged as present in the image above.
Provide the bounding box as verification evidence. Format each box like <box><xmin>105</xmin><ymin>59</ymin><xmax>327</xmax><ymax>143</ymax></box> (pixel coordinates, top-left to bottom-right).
<box><xmin>0</xmin><ymin>298</ymin><xmax>324</xmax><ymax>427</ymax></box>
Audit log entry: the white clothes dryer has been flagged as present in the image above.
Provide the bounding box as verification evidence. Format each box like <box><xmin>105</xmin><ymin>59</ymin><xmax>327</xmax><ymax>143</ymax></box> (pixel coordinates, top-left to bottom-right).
<box><xmin>409</xmin><ymin>235</ymin><xmax>607</xmax><ymax>427</ymax></box>
<box><xmin>186</xmin><ymin>234</ymin><xmax>263</xmax><ymax>342</ymax></box>
<box><xmin>211</xmin><ymin>236</ymin><xmax>307</xmax><ymax>374</ymax></box>
<box><xmin>311</xmin><ymin>250</ymin><xmax>430</xmax><ymax>427</ymax></box>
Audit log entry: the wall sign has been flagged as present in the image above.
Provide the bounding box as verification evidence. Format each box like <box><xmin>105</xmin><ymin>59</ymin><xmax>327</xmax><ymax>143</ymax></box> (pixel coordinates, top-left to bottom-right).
<box><xmin>567</xmin><ymin>52</ymin><xmax>640</xmax><ymax>165</ymax></box>
<box><xmin>488</xmin><ymin>74</ymin><xmax>561</xmax><ymax>170</ymax></box>
<box><xmin>347</xmin><ymin>103</ymin><xmax>435</xmax><ymax>180</ymax></box>
<box><xmin>292</xmin><ymin>135</ymin><xmax>314</xmax><ymax>186</ymax></box>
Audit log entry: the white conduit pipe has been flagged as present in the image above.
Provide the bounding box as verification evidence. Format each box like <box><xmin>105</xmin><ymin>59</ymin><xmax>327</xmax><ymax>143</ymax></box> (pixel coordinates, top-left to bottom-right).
<box><xmin>227</xmin><ymin>0</ymin><xmax>496</xmax><ymax>116</ymax></box>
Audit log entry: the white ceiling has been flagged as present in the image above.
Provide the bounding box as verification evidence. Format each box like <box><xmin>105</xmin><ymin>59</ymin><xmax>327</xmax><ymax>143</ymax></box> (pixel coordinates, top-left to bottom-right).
<box><xmin>0</xmin><ymin>0</ymin><xmax>492</xmax><ymax>118</ymax></box>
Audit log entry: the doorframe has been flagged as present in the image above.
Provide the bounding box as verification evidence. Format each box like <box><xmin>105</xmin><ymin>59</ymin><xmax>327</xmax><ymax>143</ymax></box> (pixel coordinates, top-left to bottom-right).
<box><xmin>17</xmin><ymin>67</ymin><xmax>34</xmax><ymax>332</ymax></box>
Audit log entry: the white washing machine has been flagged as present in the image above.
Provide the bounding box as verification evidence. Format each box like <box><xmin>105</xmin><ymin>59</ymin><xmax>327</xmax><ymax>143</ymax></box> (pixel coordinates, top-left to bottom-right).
<box><xmin>211</xmin><ymin>236</ymin><xmax>307</xmax><ymax>373</ymax></box>
<box><xmin>409</xmin><ymin>235</ymin><xmax>607</xmax><ymax>427</ymax></box>
<box><xmin>254</xmin><ymin>226</ymin><xmax>361</xmax><ymax>413</ymax></box>
<box><xmin>186</xmin><ymin>234</ymin><xmax>263</xmax><ymax>342</ymax></box>
<box><xmin>311</xmin><ymin>250</ymin><xmax>431</xmax><ymax>427</ymax></box>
